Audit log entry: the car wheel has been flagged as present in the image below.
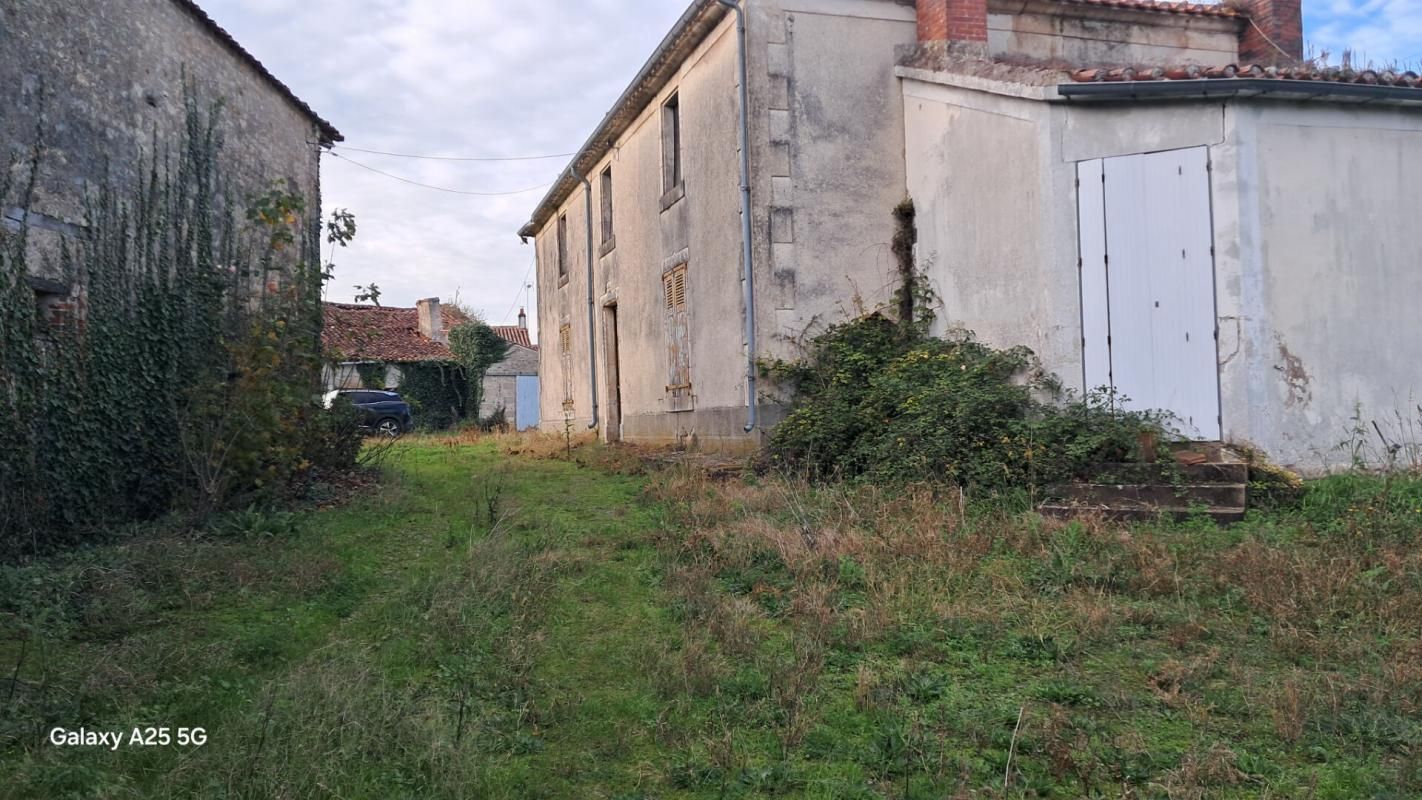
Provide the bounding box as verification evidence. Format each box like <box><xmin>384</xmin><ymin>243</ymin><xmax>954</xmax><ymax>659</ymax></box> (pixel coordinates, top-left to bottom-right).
<box><xmin>375</xmin><ymin>418</ymin><xmax>403</xmax><ymax>438</ymax></box>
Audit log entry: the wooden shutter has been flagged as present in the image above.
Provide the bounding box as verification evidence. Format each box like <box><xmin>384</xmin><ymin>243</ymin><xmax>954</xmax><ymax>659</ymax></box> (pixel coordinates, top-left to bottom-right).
<box><xmin>559</xmin><ymin>324</ymin><xmax>574</xmax><ymax>410</ymax></box>
<box><xmin>663</xmin><ymin>265</ymin><xmax>692</xmax><ymax>411</ymax></box>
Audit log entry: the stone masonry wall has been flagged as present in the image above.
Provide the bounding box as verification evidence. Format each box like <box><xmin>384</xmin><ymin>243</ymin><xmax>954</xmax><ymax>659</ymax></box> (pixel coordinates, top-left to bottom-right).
<box><xmin>0</xmin><ymin>0</ymin><xmax>329</xmax><ymax>282</ymax></box>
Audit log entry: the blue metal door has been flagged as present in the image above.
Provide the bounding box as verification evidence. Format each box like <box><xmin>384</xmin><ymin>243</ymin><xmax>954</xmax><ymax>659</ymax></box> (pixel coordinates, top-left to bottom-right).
<box><xmin>515</xmin><ymin>375</ymin><xmax>540</xmax><ymax>431</ymax></box>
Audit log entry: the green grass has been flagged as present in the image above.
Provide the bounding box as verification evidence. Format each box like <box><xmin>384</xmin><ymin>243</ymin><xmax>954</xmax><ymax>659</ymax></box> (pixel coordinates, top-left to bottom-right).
<box><xmin>3</xmin><ymin>438</ymin><xmax>1421</xmax><ymax>798</ymax></box>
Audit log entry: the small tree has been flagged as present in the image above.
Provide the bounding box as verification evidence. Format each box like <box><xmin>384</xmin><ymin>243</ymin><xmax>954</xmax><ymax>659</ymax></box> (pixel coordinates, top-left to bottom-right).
<box><xmin>448</xmin><ymin>320</ymin><xmax>510</xmax><ymax>422</ymax></box>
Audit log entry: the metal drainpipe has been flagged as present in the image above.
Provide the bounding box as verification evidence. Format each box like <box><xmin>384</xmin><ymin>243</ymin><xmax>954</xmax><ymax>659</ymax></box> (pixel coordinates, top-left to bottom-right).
<box><xmin>718</xmin><ymin>0</ymin><xmax>757</xmax><ymax>433</ymax></box>
<box><xmin>569</xmin><ymin>165</ymin><xmax>599</xmax><ymax>430</ymax></box>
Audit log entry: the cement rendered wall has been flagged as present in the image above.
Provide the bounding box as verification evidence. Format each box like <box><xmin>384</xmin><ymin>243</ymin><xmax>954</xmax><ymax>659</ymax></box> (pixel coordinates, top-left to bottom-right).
<box><xmin>1219</xmin><ymin>104</ymin><xmax>1422</xmax><ymax>470</ymax></box>
<box><xmin>901</xmin><ymin>73</ymin><xmax>1081</xmax><ymax>379</ymax></box>
<box><xmin>747</xmin><ymin>0</ymin><xmax>918</xmax><ymax>347</ymax></box>
<box><xmin>533</xmin><ymin>14</ymin><xmax>743</xmax><ymax>447</ymax></box>
<box><xmin>532</xmin><ymin>0</ymin><xmax>915</xmax><ymax>451</ymax></box>
<box><xmin>1</xmin><ymin>0</ymin><xmax>326</xmax><ymax>278</ymax></box>
<box><xmin>903</xmin><ymin>69</ymin><xmax>1422</xmax><ymax>471</ymax></box>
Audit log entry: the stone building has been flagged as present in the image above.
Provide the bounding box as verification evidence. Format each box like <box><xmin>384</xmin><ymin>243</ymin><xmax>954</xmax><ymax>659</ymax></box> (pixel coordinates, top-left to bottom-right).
<box><xmin>902</xmin><ymin>0</ymin><xmax>1422</xmax><ymax>469</ymax></box>
<box><xmin>322</xmin><ymin>299</ymin><xmax>541</xmax><ymax>431</ymax></box>
<box><xmin>1</xmin><ymin>0</ymin><xmax>341</xmax><ymax>302</ymax></box>
<box><xmin>519</xmin><ymin>0</ymin><xmax>917</xmax><ymax>451</ymax></box>
<box><xmin>482</xmin><ymin>311</ymin><xmax>541</xmax><ymax>429</ymax></box>
<box><xmin>521</xmin><ymin>0</ymin><xmax>1422</xmax><ymax>470</ymax></box>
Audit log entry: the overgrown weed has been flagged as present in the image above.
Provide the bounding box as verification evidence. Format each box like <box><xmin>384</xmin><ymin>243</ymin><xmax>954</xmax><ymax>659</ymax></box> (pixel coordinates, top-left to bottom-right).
<box><xmin>645</xmin><ymin>465</ymin><xmax>1422</xmax><ymax>796</ymax></box>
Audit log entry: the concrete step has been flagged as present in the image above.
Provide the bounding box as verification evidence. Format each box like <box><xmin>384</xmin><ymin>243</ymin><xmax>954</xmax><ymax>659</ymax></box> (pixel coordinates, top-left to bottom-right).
<box><xmin>1048</xmin><ymin>482</ymin><xmax>1248</xmax><ymax>509</ymax></box>
<box><xmin>1039</xmin><ymin>502</ymin><xmax>1247</xmax><ymax>526</ymax></box>
<box><xmin>1085</xmin><ymin>461</ymin><xmax>1248</xmax><ymax>485</ymax></box>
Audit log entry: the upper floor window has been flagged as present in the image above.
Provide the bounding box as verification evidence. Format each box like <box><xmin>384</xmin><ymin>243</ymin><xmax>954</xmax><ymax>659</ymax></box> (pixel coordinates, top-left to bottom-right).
<box><xmin>662</xmin><ymin>93</ymin><xmax>682</xmax><ymax>195</ymax></box>
<box><xmin>599</xmin><ymin>166</ymin><xmax>614</xmax><ymax>250</ymax></box>
<box><xmin>556</xmin><ymin>213</ymin><xmax>569</xmax><ymax>281</ymax></box>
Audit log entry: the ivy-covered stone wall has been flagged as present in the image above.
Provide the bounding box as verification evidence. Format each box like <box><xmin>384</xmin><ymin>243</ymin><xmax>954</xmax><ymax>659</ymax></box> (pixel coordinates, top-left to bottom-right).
<box><xmin>0</xmin><ymin>0</ymin><xmax>333</xmax><ymax>282</ymax></box>
<box><xmin>0</xmin><ymin>97</ymin><xmax>334</xmax><ymax>555</ymax></box>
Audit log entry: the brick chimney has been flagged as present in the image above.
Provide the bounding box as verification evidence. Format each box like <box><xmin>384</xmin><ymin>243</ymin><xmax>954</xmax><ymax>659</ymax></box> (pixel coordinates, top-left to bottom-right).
<box><xmin>517</xmin><ymin>307</ymin><xmax>527</xmax><ymax>330</ymax></box>
<box><xmin>416</xmin><ymin>297</ymin><xmax>447</xmax><ymax>344</ymax></box>
<box><xmin>917</xmin><ymin>0</ymin><xmax>988</xmax><ymax>51</ymax></box>
<box><xmin>1238</xmin><ymin>0</ymin><xmax>1303</xmax><ymax>65</ymax></box>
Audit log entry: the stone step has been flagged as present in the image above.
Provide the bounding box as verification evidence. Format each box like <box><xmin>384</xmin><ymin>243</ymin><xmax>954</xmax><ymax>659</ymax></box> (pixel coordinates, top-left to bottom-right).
<box><xmin>1085</xmin><ymin>461</ymin><xmax>1248</xmax><ymax>485</ymax></box>
<box><xmin>1048</xmin><ymin>482</ymin><xmax>1248</xmax><ymax>509</ymax></box>
<box><xmin>1039</xmin><ymin>502</ymin><xmax>1247</xmax><ymax>526</ymax></box>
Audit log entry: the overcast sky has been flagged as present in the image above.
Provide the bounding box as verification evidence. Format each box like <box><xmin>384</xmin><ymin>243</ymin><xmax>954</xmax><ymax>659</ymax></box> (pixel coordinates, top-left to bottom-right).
<box><xmin>199</xmin><ymin>0</ymin><xmax>1419</xmax><ymax>342</ymax></box>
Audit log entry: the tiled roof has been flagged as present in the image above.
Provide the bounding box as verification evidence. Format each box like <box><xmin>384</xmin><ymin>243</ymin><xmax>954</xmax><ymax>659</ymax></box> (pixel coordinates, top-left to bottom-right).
<box><xmin>172</xmin><ymin>0</ymin><xmax>342</xmax><ymax>143</ymax></box>
<box><xmin>323</xmin><ymin>303</ymin><xmax>538</xmax><ymax>362</ymax></box>
<box><xmin>491</xmin><ymin>325</ymin><xmax>538</xmax><ymax>350</ymax></box>
<box><xmin>1050</xmin><ymin>0</ymin><xmax>1239</xmax><ymax>17</ymax></box>
<box><xmin>1070</xmin><ymin>63</ymin><xmax>1422</xmax><ymax>87</ymax></box>
<box><xmin>322</xmin><ymin>303</ymin><xmax>457</xmax><ymax>363</ymax></box>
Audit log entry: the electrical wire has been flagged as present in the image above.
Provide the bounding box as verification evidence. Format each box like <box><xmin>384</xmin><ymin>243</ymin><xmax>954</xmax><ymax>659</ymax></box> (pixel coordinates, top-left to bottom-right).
<box><xmin>327</xmin><ymin>151</ymin><xmax>553</xmax><ymax>197</ymax></box>
<box><xmin>502</xmin><ymin>258</ymin><xmax>536</xmax><ymax>324</ymax></box>
<box><xmin>333</xmin><ymin>144</ymin><xmax>576</xmax><ymax>162</ymax></box>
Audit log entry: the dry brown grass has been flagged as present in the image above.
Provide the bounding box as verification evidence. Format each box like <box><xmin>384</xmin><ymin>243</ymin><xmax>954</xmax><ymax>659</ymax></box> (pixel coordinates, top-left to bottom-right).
<box><xmin>1158</xmin><ymin>743</ymin><xmax>1250</xmax><ymax>799</ymax></box>
<box><xmin>487</xmin><ymin>429</ymin><xmax>597</xmax><ymax>458</ymax></box>
<box><xmin>638</xmin><ymin>466</ymin><xmax>1422</xmax><ymax>794</ymax></box>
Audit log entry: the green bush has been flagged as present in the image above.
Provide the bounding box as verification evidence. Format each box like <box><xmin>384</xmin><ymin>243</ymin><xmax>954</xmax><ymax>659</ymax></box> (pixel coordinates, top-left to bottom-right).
<box><xmin>398</xmin><ymin>362</ymin><xmax>470</xmax><ymax>431</ymax></box>
<box><xmin>0</xmin><ymin>92</ymin><xmax>347</xmax><ymax>553</ymax></box>
<box><xmin>298</xmin><ymin>400</ymin><xmax>365</xmax><ymax>477</ymax></box>
<box><xmin>764</xmin><ymin>315</ymin><xmax>1163</xmax><ymax>492</ymax></box>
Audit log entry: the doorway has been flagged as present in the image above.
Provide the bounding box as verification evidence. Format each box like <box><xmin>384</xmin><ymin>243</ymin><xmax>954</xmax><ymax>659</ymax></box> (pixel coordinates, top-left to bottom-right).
<box><xmin>603</xmin><ymin>304</ymin><xmax>623</xmax><ymax>443</ymax></box>
<box><xmin>1077</xmin><ymin>146</ymin><xmax>1221</xmax><ymax>440</ymax></box>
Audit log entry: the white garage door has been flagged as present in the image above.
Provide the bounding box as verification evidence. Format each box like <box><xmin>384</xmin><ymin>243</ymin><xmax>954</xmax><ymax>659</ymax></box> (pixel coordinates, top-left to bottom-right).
<box><xmin>1078</xmin><ymin>146</ymin><xmax>1221</xmax><ymax>441</ymax></box>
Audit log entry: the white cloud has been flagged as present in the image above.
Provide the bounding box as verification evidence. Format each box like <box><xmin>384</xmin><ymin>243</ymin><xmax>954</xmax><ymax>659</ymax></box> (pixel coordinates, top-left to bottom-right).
<box><xmin>1306</xmin><ymin>0</ymin><xmax>1422</xmax><ymax>67</ymax></box>
<box><xmin>198</xmin><ymin>0</ymin><xmax>690</xmax><ymax>341</ymax></box>
<box><xmin>199</xmin><ymin>0</ymin><xmax>1422</xmax><ymax>342</ymax></box>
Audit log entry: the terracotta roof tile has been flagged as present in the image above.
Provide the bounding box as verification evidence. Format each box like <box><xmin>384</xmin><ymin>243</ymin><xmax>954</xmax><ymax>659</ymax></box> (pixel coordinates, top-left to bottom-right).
<box><xmin>491</xmin><ymin>325</ymin><xmax>538</xmax><ymax>350</ymax></box>
<box><xmin>1050</xmin><ymin>0</ymin><xmax>1240</xmax><ymax>17</ymax></box>
<box><xmin>1069</xmin><ymin>63</ymin><xmax>1422</xmax><ymax>87</ymax></box>
<box><xmin>322</xmin><ymin>303</ymin><xmax>456</xmax><ymax>363</ymax></box>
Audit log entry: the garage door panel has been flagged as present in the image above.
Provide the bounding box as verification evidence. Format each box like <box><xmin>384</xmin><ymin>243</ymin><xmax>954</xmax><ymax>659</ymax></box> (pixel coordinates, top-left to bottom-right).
<box><xmin>1079</xmin><ymin>146</ymin><xmax>1221</xmax><ymax>440</ymax></box>
<box><xmin>1077</xmin><ymin>158</ymin><xmax>1111</xmax><ymax>397</ymax></box>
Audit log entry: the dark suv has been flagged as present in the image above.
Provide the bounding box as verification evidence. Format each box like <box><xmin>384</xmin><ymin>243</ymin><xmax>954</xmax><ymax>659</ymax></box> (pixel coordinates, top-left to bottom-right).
<box><xmin>324</xmin><ymin>390</ymin><xmax>414</xmax><ymax>437</ymax></box>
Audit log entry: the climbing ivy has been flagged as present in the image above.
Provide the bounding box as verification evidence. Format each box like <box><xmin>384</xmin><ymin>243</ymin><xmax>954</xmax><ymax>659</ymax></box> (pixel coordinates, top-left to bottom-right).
<box><xmin>356</xmin><ymin>361</ymin><xmax>387</xmax><ymax>389</ymax></box>
<box><xmin>398</xmin><ymin>362</ymin><xmax>469</xmax><ymax>431</ymax></box>
<box><xmin>0</xmin><ymin>92</ymin><xmax>344</xmax><ymax>554</ymax></box>
<box><xmin>448</xmin><ymin>320</ymin><xmax>510</xmax><ymax>420</ymax></box>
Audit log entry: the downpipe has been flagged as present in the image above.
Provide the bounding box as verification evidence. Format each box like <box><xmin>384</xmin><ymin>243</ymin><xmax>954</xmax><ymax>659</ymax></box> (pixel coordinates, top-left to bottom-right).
<box><xmin>718</xmin><ymin>0</ymin><xmax>757</xmax><ymax>434</ymax></box>
<box><xmin>569</xmin><ymin>165</ymin><xmax>599</xmax><ymax>431</ymax></box>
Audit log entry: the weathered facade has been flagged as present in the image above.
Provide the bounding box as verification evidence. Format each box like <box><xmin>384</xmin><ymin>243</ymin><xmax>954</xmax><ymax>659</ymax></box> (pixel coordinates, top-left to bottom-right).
<box><xmin>522</xmin><ymin>0</ymin><xmax>1421</xmax><ymax>470</ymax></box>
<box><xmin>902</xmin><ymin>0</ymin><xmax>1422</xmax><ymax>471</ymax></box>
<box><xmin>1</xmin><ymin>0</ymin><xmax>340</xmax><ymax>286</ymax></box>
<box><xmin>520</xmin><ymin>0</ymin><xmax>918</xmax><ymax>452</ymax></box>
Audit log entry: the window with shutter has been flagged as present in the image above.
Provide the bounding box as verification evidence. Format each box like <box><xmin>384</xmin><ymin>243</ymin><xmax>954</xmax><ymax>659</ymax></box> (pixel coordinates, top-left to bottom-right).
<box><xmin>556</xmin><ymin>214</ymin><xmax>569</xmax><ymax>281</ymax></box>
<box><xmin>663</xmin><ymin>265</ymin><xmax>692</xmax><ymax>412</ymax></box>
<box><xmin>559</xmin><ymin>324</ymin><xmax>574</xmax><ymax>411</ymax></box>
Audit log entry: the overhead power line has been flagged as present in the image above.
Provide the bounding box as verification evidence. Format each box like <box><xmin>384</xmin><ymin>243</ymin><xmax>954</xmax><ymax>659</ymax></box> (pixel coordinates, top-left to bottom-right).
<box><xmin>502</xmin><ymin>258</ymin><xmax>536</xmax><ymax>324</ymax></box>
<box><xmin>327</xmin><ymin>151</ymin><xmax>552</xmax><ymax>197</ymax></box>
<box><xmin>334</xmin><ymin>144</ymin><xmax>576</xmax><ymax>162</ymax></box>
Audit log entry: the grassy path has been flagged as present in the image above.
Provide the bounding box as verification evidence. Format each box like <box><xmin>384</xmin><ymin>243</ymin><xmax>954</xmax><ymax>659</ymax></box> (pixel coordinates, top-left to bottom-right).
<box><xmin>1</xmin><ymin>439</ymin><xmax>682</xmax><ymax>799</ymax></box>
<box><xmin>6</xmin><ymin>438</ymin><xmax>1421</xmax><ymax>798</ymax></box>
